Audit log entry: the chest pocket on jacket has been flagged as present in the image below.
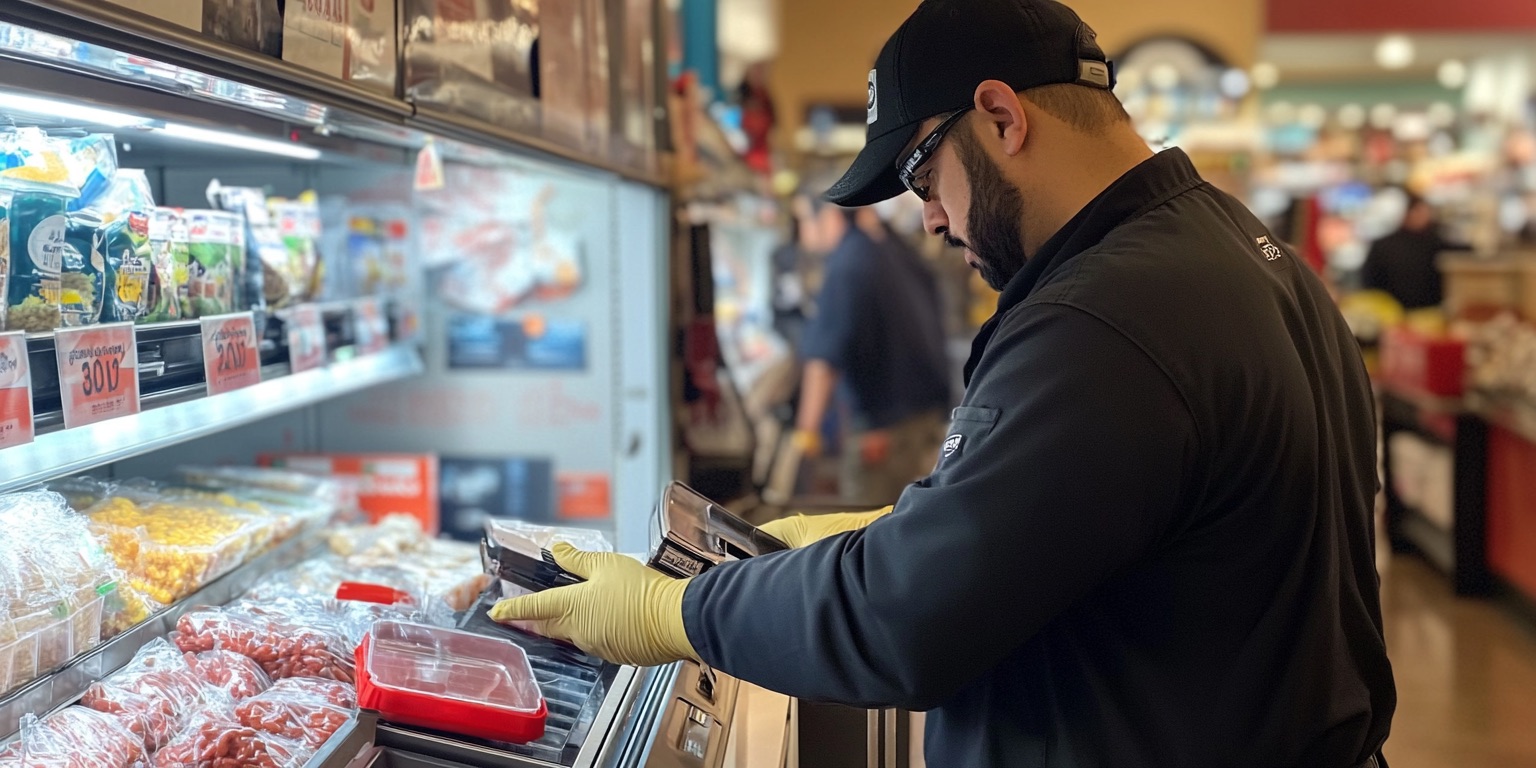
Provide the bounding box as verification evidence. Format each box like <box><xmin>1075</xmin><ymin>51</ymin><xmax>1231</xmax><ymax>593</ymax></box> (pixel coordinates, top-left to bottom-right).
<box><xmin>932</xmin><ymin>406</ymin><xmax>1000</xmax><ymax>476</ymax></box>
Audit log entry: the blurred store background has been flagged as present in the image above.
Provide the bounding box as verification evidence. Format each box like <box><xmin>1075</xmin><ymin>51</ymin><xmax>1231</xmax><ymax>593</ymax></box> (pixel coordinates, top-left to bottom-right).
<box><xmin>0</xmin><ymin>0</ymin><xmax>1531</xmax><ymax>765</ymax></box>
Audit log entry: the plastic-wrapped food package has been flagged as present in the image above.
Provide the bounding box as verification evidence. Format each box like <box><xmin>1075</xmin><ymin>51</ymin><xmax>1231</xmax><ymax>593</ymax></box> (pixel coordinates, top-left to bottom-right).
<box><xmin>234</xmin><ymin>677</ymin><xmax>354</xmax><ymax>748</ymax></box>
<box><xmin>184</xmin><ymin>649</ymin><xmax>272</xmax><ymax>700</ymax></box>
<box><xmin>178</xmin><ymin>465</ymin><xmax>357</xmax><ymax>523</ymax></box>
<box><xmin>62</xmin><ymin>135</ymin><xmax>117</xmax><ymax>213</ymax></box>
<box><xmin>2</xmin><ymin>707</ymin><xmax>146</xmax><ymax>768</ymax></box>
<box><xmin>150</xmin><ymin>710</ymin><xmax>311</xmax><ymax>768</ymax></box>
<box><xmin>81</xmin><ymin>639</ymin><xmax>210</xmax><ymax>751</ymax></box>
<box><xmin>172</xmin><ymin>599</ymin><xmax>360</xmax><ymax>683</ymax></box>
<box><xmin>0</xmin><ymin>491</ymin><xmax>116</xmax><ymax>692</ymax></box>
<box><xmin>268</xmin><ymin>195</ymin><xmax>322</xmax><ymax>303</ymax></box>
<box><xmin>327</xmin><ymin>514</ymin><xmax>428</xmax><ymax>559</ymax></box>
<box><xmin>323</xmin><ymin>518</ymin><xmax>488</xmax><ymax>612</ymax></box>
<box><xmin>245</xmin><ymin>558</ymin><xmax>457</xmax><ymax>625</ymax></box>
<box><xmin>205</xmin><ymin>182</ymin><xmax>275</xmax><ymax>315</ymax></box>
<box><xmin>140</xmin><ymin>207</ymin><xmax>187</xmax><ymax>324</ymax></box>
<box><xmin>183</xmin><ymin>210</ymin><xmax>243</xmax><ymax>318</ymax></box>
<box><xmin>89</xmin><ymin>212</ymin><xmax>152</xmax><ymax>324</ymax></box>
<box><xmin>486</xmin><ymin>519</ymin><xmax>614</xmax><ymax>554</ymax></box>
<box><xmin>86</xmin><ymin>492</ymin><xmax>276</xmax><ymax>606</ymax></box>
<box><xmin>3</xmin><ymin>188</ymin><xmax>70</xmax><ymax>333</ymax></box>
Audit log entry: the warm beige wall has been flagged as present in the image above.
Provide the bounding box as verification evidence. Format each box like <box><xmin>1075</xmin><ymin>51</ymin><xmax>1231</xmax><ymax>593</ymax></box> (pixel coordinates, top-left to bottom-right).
<box><xmin>772</xmin><ymin>0</ymin><xmax>1262</xmax><ymax>152</ymax></box>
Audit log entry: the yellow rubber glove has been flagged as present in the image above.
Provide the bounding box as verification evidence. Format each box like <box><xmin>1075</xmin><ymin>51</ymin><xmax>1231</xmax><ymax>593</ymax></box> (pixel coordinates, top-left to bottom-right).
<box><xmin>758</xmin><ymin>507</ymin><xmax>893</xmax><ymax>548</ymax></box>
<box><xmin>487</xmin><ymin>543</ymin><xmax>699</xmax><ymax>667</ymax></box>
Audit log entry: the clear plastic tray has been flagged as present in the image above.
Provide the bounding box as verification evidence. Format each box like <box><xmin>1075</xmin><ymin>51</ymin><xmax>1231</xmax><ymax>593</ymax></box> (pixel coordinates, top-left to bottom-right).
<box><xmin>365</xmin><ymin>621</ymin><xmax>542</xmax><ymax>713</ymax></box>
<box><xmin>357</xmin><ymin>620</ymin><xmax>547</xmax><ymax>744</ymax></box>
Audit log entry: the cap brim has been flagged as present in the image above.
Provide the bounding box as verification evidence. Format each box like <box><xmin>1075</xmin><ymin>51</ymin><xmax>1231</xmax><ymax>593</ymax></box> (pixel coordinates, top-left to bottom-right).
<box><xmin>824</xmin><ymin>123</ymin><xmax>919</xmax><ymax>207</ymax></box>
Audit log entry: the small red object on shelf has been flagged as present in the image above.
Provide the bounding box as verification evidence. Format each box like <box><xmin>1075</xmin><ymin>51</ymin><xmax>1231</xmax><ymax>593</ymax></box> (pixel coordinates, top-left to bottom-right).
<box><xmin>336</xmin><ymin>582</ymin><xmax>413</xmax><ymax>606</ymax></box>
<box><xmin>355</xmin><ymin>621</ymin><xmax>547</xmax><ymax>744</ymax></box>
<box><xmin>1380</xmin><ymin>326</ymin><xmax>1466</xmax><ymax>397</ymax></box>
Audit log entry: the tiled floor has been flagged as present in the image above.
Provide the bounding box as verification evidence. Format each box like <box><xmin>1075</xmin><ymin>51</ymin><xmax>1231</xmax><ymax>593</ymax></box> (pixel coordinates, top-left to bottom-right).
<box><xmin>1380</xmin><ymin>554</ymin><xmax>1536</xmax><ymax>768</ymax></box>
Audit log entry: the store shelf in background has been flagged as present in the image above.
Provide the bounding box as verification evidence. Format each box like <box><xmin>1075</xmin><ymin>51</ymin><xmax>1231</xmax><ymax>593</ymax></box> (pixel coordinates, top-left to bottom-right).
<box><xmin>0</xmin><ymin>533</ymin><xmax>321</xmax><ymax>740</ymax></box>
<box><xmin>0</xmin><ymin>0</ymin><xmax>410</xmax><ymax>125</ymax></box>
<box><xmin>0</xmin><ymin>345</ymin><xmax>423</xmax><ymax>493</ymax></box>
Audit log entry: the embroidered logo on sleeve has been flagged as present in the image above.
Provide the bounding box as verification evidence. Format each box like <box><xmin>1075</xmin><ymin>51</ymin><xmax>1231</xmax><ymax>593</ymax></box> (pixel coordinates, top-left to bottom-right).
<box><xmin>942</xmin><ymin>434</ymin><xmax>963</xmax><ymax>458</ymax></box>
<box><xmin>1256</xmin><ymin>235</ymin><xmax>1284</xmax><ymax>261</ymax></box>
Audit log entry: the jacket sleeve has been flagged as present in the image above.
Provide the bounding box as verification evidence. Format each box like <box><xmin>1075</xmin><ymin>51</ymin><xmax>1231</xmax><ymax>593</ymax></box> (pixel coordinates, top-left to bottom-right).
<box><xmin>681</xmin><ymin>302</ymin><xmax>1199</xmax><ymax>710</ymax></box>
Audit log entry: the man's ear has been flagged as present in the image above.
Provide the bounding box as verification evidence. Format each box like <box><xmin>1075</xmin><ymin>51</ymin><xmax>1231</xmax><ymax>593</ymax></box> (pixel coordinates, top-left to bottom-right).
<box><xmin>973</xmin><ymin>80</ymin><xmax>1027</xmax><ymax>157</ymax></box>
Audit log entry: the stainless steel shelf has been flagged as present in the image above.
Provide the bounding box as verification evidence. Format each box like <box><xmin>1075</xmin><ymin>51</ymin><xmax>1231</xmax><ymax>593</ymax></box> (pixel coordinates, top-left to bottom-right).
<box><xmin>0</xmin><ymin>534</ymin><xmax>323</xmax><ymax>739</ymax></box>
<box><xmin>2</xmin><ymin>0</ymin><xmax>410</xmax><ymax>125</ymax></box>
<box><xmin>0</xmin><ymin>345</ymin><xmax>424</xmax><ymax>492</ymax></box>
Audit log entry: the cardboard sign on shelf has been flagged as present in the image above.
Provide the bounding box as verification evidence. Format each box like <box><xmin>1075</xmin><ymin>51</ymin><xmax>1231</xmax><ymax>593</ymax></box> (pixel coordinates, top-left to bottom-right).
<box><xmin>282</xmin><ymin>0</ymin><xmax>399</xmax><ymax>95</ymax></box>
<box><xmin>55</xmin><ymin>323</ymin><xmax>140</xmax><ymax>429</ymax></box>
<box><xmin>0</xmin><ymin>332</ymin><xmax>34</xmax><ymax>449</ymax></box>
<box><xmin>288</xmin><ymin>304</ymin><xmax>328</xmax><ymax>373</ymax></box>
<box><xmin>260</xmin><ymin>453</ymin><xmax>440</xmax><ymax>534</ymax></box>
<box><xmin>201</xmin><ymin>312</ymin><xmax>262</xmax><ymax>395</ymax></box>
<box><xmin>102</xmin><ymin>0</ymin><xmax>201</xmax><ymax>29</ymax></box>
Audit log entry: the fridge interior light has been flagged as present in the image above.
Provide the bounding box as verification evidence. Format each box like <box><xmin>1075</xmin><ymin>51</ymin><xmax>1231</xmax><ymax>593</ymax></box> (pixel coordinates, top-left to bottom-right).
<box><xmin>161</xmin><ymin>122</ymin><xmax>322</xmax><ymax>160</ymax></box>
<box><xmin>0</xmin><ymin>92</ymin><xmax>150</xmax><ymax>128</ymax></box>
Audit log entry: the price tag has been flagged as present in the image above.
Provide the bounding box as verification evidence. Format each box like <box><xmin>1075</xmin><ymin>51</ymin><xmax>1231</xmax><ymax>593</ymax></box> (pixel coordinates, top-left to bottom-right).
<box><xmin>354</xmin><ymin>298</ymin><xmax>390</xmax><ymax>355</ymax></box>
<box><xmin>201</xmin><ymin>312</ymin><xmax>261</xmax><ymax>395</ymax></box>
<box><xmin>0</xmin><ymin>332</ymin><xmax>34</xmax><ymax>449</ymax></box>
<box><xmin>55</xmin><ymin>323</ymin><xmax>139</xmax><ymax>429</ymax></box>
<box><xmin>287</xmin><ymin>304</ymin><xmax>327</xmax><ymax>373</ymax></box>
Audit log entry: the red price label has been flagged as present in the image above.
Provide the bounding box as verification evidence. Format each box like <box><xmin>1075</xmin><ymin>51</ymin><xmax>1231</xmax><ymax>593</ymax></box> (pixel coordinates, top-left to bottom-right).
<box><xmin>288</xmin><ymin>304</ymin><xmax>327</xmax><ymax>373</ymax></box>
<box><xmin>0</xmin><ymin>332</ymin><xmax>34</xmax><ymax>449</ymax></box>
<box><xmin>354</xmin><ymin>298</ymin><xmax>390</xmax><ymax>355</ymax></box>
<box><xmin>201</xmin><ymin>312</ymin><xmax>261</xmax><ymax>395</ymax></box>
<box><xmin>56</xmin><ymin>323</ymin><xmax>139</xmax><ymax>429</ymax></box>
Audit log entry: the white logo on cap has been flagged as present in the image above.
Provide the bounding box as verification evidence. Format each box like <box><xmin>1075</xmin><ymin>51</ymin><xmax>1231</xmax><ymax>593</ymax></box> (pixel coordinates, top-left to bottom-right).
<box><xmin>867</xmin><ymin>69</ymin><xmax>879</xmax><ymax>125</ymax></box>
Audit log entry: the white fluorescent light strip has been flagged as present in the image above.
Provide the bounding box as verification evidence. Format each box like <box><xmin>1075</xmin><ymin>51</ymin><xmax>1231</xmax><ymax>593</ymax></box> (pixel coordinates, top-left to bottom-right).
<box><xmin>0</xmin><ymin>92</ymin><xmax>149</xmax><ymax>128</ymax></box>
<box><xmin>161</xmin><ymin>122</ymin><xmax>321</xmax><ymax>160</ymax></box>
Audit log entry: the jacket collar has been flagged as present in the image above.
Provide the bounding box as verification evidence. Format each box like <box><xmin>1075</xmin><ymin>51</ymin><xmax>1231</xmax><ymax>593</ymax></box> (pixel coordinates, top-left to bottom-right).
<box><xmin>962</xmin><ymin>148</ymin><xmax>1205</xmax><ymax>385</ymax></box>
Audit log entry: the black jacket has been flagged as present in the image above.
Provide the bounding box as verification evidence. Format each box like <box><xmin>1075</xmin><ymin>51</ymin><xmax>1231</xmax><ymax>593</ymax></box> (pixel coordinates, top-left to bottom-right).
<box><xmin>683</xmin><ymin>149</ymin><xmax>1395</xmax><ymax>767</ymax></box>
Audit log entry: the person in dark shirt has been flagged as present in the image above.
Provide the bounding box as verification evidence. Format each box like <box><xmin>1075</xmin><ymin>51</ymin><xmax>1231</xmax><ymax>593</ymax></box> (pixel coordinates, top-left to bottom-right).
<box><xmin>792</xmin><ymin>180</ymin><xmax>952</xmax><ymax>505</ymax></box>
<box><xmin>1361</xmin><ymin>192</ymin><xmax>1447</xmax><ymax>309</ymax></box>
<box><xmin>490</xmin><ymin>1</ymin><xmax>1395</xmax><ymax>766</ymax></box>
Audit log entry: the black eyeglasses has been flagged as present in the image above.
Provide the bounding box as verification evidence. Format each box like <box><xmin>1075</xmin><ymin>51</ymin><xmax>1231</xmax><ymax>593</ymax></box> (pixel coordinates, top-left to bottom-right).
<box><xmin>898</xmin><ymin>107</ymin><xmax>973</xmax><ymax>202</ymax></box>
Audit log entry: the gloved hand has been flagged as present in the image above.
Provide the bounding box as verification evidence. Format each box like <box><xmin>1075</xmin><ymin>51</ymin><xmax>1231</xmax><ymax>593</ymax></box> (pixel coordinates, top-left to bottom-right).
<box><xmin>758</xmin><ymin>507</ymin><xmax>893</xmax><ymax>548</ymax></box>
<box><xmin>487</xmin><ymin>543</ymin><xmax>698</xmax><ymax>667</ymax></box>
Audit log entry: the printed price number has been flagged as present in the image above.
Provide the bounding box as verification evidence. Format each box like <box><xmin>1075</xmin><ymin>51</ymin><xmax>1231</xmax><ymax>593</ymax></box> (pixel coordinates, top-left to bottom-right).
<box><xmin>78</xmin><ymin>352</ymin><xmax>125</xmax><ymax>397</ymax></box>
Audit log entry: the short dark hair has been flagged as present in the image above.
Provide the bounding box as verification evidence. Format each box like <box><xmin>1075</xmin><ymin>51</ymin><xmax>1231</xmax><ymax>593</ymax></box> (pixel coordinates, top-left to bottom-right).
<box><xmin>1019</xmin><ymin>83</ymin><xmax>1131</xmax><ymax>134</ymax></box>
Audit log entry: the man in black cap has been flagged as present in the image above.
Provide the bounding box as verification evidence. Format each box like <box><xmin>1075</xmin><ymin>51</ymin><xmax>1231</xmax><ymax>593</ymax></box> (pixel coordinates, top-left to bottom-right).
<box><xmin>490</xmin><ymin>1</ymin><xmax>1397</xmax><ymax>765</ymax></box>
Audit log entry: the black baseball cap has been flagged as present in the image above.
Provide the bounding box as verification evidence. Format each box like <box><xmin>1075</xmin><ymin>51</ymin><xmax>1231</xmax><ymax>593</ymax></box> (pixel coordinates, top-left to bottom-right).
<box><xmin>825</xmin><ymin>0</ymin><xmax>1115</xmax><ymax>207</ymax></box>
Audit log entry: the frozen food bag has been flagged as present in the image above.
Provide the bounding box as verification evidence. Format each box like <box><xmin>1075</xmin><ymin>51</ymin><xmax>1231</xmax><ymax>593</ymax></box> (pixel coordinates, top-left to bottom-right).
<box><xmin>3</xmin><ymin>190</ymin><xmax>69</xmax><ymax>332</ymax></box>
<box><xmin>184</xmin><ymin>209</ymin><xmax>240</xmax><ymax>317</ymax></box>
<box><xmin>64</xmin><ymin>134</ymin><xmax>118</xmax><ymax>212</ymax></box>
<box><xmin>97</xmin><ymin>211</ymin><xmax>152</xmax><ymax>323</ymax></box>
<box><xmin>141</xmin><ymin>207</ymin><xmax>188</xmax><ymax>323</ymax></box>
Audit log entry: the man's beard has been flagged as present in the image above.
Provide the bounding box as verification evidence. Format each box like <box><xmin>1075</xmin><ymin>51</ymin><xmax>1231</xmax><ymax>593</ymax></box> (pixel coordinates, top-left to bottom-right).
<box><xmin>950</xmin><ymin>129</ymin><xmax>1027</xmax><ymax>291</ymax></box>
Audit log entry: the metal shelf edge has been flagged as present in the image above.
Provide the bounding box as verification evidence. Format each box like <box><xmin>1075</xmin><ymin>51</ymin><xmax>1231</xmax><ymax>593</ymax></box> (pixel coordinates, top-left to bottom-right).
<box><xmin>411</xmin><ymin>108</ymin><xmax>668</xmax><ymax>189</ymax></box>
<box><xmin>0</xmin><ymin>534</ymin><xmax>324</xmax><ymax>740</ymax></box>
<box><xmin>0</xmin><ymin>345</ymin><xmax>424</xmax><ymax>492</ymax></box>
<box><xmin>4</xmin><ymin>0</ymin><xmax>412</xmax><ymax>124</ymax></box>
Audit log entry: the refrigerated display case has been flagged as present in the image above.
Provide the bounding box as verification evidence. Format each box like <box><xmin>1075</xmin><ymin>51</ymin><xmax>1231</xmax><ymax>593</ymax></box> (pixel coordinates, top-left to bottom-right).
<box><xmin>0</xmin><ymin>3</ymin><xmax>723</xmax><ymax>766</ymax></box>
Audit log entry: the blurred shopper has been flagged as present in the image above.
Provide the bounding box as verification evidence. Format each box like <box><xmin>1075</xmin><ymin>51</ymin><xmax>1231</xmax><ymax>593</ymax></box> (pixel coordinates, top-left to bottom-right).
<box><xmin>1362</xmin><ymin>191</ymin><xmax>1447</xmax><ymax>309</ymax></box>
<box><xmin>792</xmin><ymin>177</ymin><xmax>951</xmax><ymax>505</ymax></box>
<box><xmin>491</xmin><ymin>1</ymin><xmax>1395</xmax><ymax>766</ymax></box>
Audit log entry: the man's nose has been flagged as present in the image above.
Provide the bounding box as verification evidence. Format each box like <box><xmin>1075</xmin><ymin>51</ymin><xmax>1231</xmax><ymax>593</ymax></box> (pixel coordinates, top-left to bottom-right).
<box><xmin>922</xmin><ymin>199</ymin><xmax>949</xmax><ymax>237</ymax></box>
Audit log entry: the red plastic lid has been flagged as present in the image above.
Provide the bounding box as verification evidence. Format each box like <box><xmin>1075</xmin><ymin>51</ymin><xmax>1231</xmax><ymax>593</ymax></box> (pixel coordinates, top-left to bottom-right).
<box><xmin>336</xmin><ymin>582</ymin><xmax>413</xmax><ymax>606</ymax></box>
<box><xmin>355</xmin><ymin>621</ymin><xmax>547</xmax><ymax>744</ymax></box>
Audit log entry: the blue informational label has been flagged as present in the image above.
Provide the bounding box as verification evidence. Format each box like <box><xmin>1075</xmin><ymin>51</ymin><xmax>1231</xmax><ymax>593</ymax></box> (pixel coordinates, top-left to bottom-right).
<box><xmin>447</xmin><ymin>314</ymin><xmax>588</xmax><ymax>371</ymax></box>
